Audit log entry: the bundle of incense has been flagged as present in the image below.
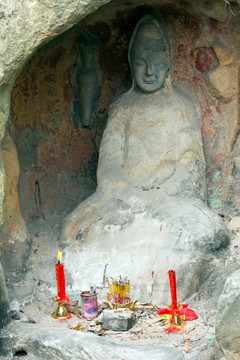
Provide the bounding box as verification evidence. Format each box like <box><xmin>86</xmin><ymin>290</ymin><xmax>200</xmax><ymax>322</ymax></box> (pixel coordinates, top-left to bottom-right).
<box><xmin>106</xmin><ymin>277</ymin><xmax>130</xmax><ymax>304</ymax></box>
<box><xmin>106</xmin><ymin>277</ymin><xmax>113</xmax><ymax>295</ymax></box>
<box><xmin>119</xmin><ymin>283</ymin><xmax>125</xmax><ymax>304</ymax></box>
<box><xmin>125</xmin><ymin>278</ymin><xmax>130</xmax><ymax>300</ymax></box>
<box><xmin>112</xmin><ymin>280</ymin><xmax>118</xmax><ymax>303</ymax></box>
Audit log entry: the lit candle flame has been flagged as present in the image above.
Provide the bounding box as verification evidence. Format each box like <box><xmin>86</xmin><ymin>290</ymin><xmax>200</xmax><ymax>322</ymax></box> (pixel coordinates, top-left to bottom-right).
<box><xmin>57</xmin><ymin>249</ymin><xmax>62</xmax><ymax>263</ymax></box>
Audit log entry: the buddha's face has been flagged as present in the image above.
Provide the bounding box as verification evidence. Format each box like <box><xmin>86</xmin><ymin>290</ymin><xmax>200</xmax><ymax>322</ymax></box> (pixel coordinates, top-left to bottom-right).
<box><xmin>130</xmin><ymin>22</ymin><xmax>168</xmax><ymax>93</ymax></box>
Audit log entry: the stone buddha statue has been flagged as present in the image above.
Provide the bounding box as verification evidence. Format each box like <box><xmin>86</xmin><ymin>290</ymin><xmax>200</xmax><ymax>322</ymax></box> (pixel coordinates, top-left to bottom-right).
<box><xmin>97</xmin><ymin>14</ymin><xmax>206</xmax><ymax>201</ymax></box>
<box><xmin>61</xmin><ymin>15</ymin><xmax>229</xmax><ymax>302</ymax></box>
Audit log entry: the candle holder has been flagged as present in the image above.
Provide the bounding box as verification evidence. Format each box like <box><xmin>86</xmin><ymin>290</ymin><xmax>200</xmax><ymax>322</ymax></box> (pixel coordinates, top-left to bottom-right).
<box><xmin>157</xmin><ymin>270</ymin><xmax>198</xmax><ymax>332</ymax></box>
<box><xmin>165</xmin><ymin>304</ymin><xmax>186</xmax><ymax>332</ymax></box>
<box><xmin>51</xmin><ymin>296</ymin><xmax>70</xmax><ymax>320</ymax></box>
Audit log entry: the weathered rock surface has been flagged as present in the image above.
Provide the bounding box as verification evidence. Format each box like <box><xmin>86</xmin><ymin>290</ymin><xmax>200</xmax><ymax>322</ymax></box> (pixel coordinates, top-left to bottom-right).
<box><xmin>0</xmin><ymin>131</ymin><xmax>30</xmax><ymax>283</ymax></box>
<box><xmin>215</xmin><ymin>268</ymin><xmax>240</xmax><ymax>360</ymax></box>
<box><xmin>0</xmin><ymin>0</ymin><xmax>111</xmax><ymax>87</ymax></box>
<box><xmin>0</xmin><ymin>322</ymin><xmax>184</xmax><ymax>360</ymax></box>
<box><xmin>0</xmin><ymin>263</ymin><xmax>10</xmax><ymax>329</ymax></box>
<box><xmin>205</xmin><ymin>63</ymin><xmax>239</xmax><ymax>102</ymax></box>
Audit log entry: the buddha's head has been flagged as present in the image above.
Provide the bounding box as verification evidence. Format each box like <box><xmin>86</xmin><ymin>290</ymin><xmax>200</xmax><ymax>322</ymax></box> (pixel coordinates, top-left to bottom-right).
<box><xmin>129</xmin><ymin>15</ymin><xmax>169</xmax><ymax>93</ymax></box>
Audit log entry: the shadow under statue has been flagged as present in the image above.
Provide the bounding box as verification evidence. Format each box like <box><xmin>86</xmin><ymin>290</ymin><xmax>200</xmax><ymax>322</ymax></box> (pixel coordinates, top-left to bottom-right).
<box><xmin>61</xmin><ymin>14</ymin><xmax>229</xmax><ymax>303</ymax></box>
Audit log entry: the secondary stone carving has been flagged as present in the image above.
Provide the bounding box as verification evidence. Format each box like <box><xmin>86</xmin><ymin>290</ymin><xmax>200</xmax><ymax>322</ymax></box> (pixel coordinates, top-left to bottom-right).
<box><xmin>76</xmin><ymin>30</ymin><xmax>101</xmax><ymax>127</ymax></box>
<box><xmin>61</xmin><ymin>14</ymin><xmax>229</xmax><ymax>302</ymax></box>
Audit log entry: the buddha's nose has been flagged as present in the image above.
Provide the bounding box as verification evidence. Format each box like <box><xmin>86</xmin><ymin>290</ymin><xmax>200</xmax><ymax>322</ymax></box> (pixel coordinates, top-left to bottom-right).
<box><xmin>146</xmin><ymin>63</ymin><xmax>154</xmax><ymax>76</ymax></box>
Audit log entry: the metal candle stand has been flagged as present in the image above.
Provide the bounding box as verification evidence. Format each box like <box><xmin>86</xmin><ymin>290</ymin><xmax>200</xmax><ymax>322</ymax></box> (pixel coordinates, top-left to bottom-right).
<box><xmin>52</xmin><ymin>251</ymin><xmax>71</xmax><ymax>320</ymax></box>
<box><xmin>51</xmin><ymin>296</ymin><xmax>70</xmax><ymax>320</ymax></box>
<box><xmin>165</xmin><ymin>304</ymin><xmax>185</xmax><ymax>332</ymax></box>
<box><xmin>157</xmin><ymin>270</ymin><xmax>198</xmax><ymax>332</ymax></box>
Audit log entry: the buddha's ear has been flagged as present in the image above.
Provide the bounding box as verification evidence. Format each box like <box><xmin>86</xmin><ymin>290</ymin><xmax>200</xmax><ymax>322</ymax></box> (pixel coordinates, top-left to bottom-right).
<box><xmin>164</xmin><ymin>55</ymin><xmax>169</xmax><ymax>74</ymax></box>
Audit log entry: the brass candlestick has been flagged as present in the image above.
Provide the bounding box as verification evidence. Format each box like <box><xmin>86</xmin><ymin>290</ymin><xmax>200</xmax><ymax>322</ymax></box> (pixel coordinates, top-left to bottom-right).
<box><xmin>167</xmin><ymin>304</ymin><xmax>186</xmax><ymax>328</ymax></box>
<box><xmin>51</xmin><ymin>296</ymin><xmax>69</xmax><ymax>320</ymax></box>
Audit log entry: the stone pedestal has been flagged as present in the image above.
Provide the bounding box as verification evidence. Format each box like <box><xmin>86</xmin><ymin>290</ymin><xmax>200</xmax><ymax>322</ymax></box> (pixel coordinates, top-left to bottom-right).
<box><xmin>102</xmin><ymin>309</ymin><xmax>136</xmax><ymax>331</ymax></box>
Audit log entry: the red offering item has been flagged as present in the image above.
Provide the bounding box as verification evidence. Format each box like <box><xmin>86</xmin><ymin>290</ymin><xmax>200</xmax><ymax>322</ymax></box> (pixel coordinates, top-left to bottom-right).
<box><xmin>157</xmin><ymin>304</ymin><xmax>198</xmax><ymax>321</ymax></box>
<box><xmin>168</xmin><ymin>270</ymin><xmax>178</xmax><ymax>310</ymax></box>
<box><xmin>179</xmin><ymin>306</ymin><xmax>198</xmax><ymax>321</ymax></box>
<box><xmin>55</xmin><ymin>263</ymin><xmax>66</xmax><ymax>300</ymax></box>
<box><xmin>55</xmin><ymin>250</ymin><xmax>70</xmax><ymax>305</ymax></box>
<box><xmin>59</xmin><ymin>313</ymin><xmax>72</xmax><ymax>322</ymax></box>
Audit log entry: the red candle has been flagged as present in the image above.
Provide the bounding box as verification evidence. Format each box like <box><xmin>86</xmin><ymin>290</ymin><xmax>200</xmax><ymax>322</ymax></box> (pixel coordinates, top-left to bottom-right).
<box><xmin>168</xmin><ymin>270</ymin><xmax>178</xmax><ymax>310</ymax></box>
<box><xmin>55</xmin><ymin>250</ymin><xmax>66</xmax><ymax>300</ymax></box>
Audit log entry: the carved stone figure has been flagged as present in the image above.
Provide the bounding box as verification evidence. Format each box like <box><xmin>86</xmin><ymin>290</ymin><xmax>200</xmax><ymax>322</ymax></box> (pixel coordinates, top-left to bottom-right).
<box><xmin>61</xmin><ymin>14</ymin><xmax>229</xmax><ymax>302</ymax></box>
<box><xmin>97</xmin><ymin>15</ymin><xmax>206</xmax><ymax>200</ymax></box>
<box><xmin>76</xmin><ymin>30</ymin><xmax>100</xmax><ymax>127</ymax></box>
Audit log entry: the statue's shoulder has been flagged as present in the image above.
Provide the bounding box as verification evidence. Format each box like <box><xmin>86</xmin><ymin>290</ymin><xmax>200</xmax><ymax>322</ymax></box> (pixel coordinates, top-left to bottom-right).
<box><xmin>108</xmin><ymin>88</ymin><xmax>133</xmax><ymax>118</ymax></box>
<box><xmin>110</xmin><ymin>89</ymin><xmax>132</xmax><ymax>107</ymax></box>
<box><xmin>170</xmin><ymin>86</ymin><xmax>199</xmax><ymax>120</ymax></box>
<box><xmin>170</xmin><ymin>85</ymin><xmax>200</xmax><ymax>131</ymax></box>
<box><xmin>171</xmin><ymin>86</ymin><xmax>195</xmax><ymax>109</ymax></box>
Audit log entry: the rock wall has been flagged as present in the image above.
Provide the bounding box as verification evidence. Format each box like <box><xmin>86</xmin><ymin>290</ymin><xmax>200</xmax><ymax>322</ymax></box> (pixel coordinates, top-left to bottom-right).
<box><xmin>10</xmin><ymin>31</ymin><xmax>101</xmax><ymax>223</ymax></box>
<box><xmin>215</xmin><ymin>268</ymin><xmax>240</xmax><ymax>360</ymax></box>
<box><xmin>0</xmin><ymin>130</ymin><xmax>30</xmax><ymax>284</ymax></box>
